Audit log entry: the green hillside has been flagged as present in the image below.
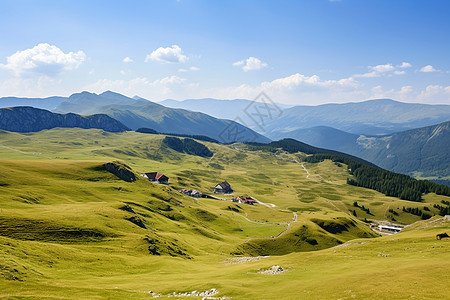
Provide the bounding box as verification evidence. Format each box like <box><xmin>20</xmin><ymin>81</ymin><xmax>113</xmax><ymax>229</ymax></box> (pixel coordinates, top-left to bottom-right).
<box><xmin>0</xmin><ymin>128</ymin><xmax>449</xmax><ymax>299</ymax></box>
<box><xmin>275</xmin><ymin>121</ymin><xmax>450</xmax><ymax>184</ymax></box>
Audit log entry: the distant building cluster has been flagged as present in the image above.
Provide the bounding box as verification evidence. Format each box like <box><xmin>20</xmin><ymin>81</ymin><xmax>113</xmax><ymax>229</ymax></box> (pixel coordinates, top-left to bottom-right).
<box><xmin>141</xmin><ymin>174</ymin><xmax>257</xmax><ymax>205</ymax></box>
<box><xmin>232</xmin><ymin>195</ymin><xmax>256</xmax><ymax>205</ymax></box>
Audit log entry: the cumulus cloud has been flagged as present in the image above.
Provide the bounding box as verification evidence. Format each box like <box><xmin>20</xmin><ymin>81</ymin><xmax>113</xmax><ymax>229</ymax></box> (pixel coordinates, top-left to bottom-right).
<box><xmin>261</xmin><ymin>73</ymin><xmax>357</xmax><ymax>90</ymax></box>
<box><xmin>370</xmin><ymin>85</ymin><xmax>414</xmax><ymax>101</ymax></box>
<box><xmin>417</xmin><ymin>85</ymin><xmax>450</xmax><ymax>103</ymax></box>
<box><xmin>420</xmin><ymin>65</ymin><xmax>439</xmax><ymax>73</ymax></box>
<box><xmin>355</xmin><ymin>62</ymin><xmax>411</xmax><ymax>78</ymax></box>
<box><xmin>369</xmin><ymin>63</ymin><xmax>395</xmax><ymax>73</ymax></box>
<box><xmin>190</xmin><ymin>66</ymin><xmax>199</xmax><ymax>71</ymax></box>
<box><xmin>233</xmin><ymin>57</ymin><xmax>268</xmax><ymax>71</ymax></box>
<box><xmin>397</xmin><ymin>62</ymin><xmax>412</xmax><ymax>68</ymax></box>
<box><xmin>354</xmin><ymin>71</ymin><xmax>380</xmax><ymax>78</ymax></box>
<box><xmin>123</xmin><ymin>57</ymin><xmax>133</xmax><ymax>63</ymax></box>
<box><xmin>0</xmin><ymin>43</ymin><xmax>86</xmax><ymax>77</ymax></box>
<box><xmin>145</xmin><ymin>45</ymin><xmax>187</xmax><ymax>64</ymax></box>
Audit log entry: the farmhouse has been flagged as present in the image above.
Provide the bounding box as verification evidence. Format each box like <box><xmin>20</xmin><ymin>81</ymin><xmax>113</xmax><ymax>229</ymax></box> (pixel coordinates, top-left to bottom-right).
<box><xmin>144</xmin><ymin>172</ymin><xmax>169</xmax><ymax>184</ymax></box>
<box><xmin>214</xmin><ymin>181</ymin><xmax>233</xmax><ymax>194</ymax></box>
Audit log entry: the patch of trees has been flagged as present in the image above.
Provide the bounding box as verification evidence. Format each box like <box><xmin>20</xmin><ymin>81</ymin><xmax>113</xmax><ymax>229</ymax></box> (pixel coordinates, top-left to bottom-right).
<box><xmin>388</xmin><ymin>208</ymin><xmax>399</xmax><ymax>216</ymax></box>
<box><xmin>352</xmin><ymin>201</ymin><xmax>373</xmax><ymax>215</ymax></box>
<box><xmin>433</xmin><ymin>202</ymin><xmax>450</xmax><ymax>216</ymax></box>
<box><xmin>136</xmin><ymin>128</ymin><xmax>219</xmax><ymax>143</ymax></box>
<box><xmin>162</xmin><ymin>136</ymin><xmax>213</xmax><ymax>157</ymax></box>
<box><xmin>402</xmin><ymin>206</ymin><xmax>432</xmax><ymax>220</ymax></box>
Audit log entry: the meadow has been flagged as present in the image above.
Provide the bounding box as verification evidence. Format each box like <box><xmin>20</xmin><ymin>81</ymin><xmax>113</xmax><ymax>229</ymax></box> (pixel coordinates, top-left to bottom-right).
<box><xmin>0</xmin><ymin>128</ymin><xmax>449</xmax><ymax>299</ymax></box>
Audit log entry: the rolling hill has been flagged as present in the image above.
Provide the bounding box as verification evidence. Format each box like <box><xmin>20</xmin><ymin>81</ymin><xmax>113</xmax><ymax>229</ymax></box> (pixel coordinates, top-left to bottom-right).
<box><xmin>0</xmin><ymin>106</ymin><xmax>130</xmax><ymax>133</ymax></box>
<box><xmin>0</xmin><ymin>127</ymin><xmax>449</xmax><ymax>299</ymax></box>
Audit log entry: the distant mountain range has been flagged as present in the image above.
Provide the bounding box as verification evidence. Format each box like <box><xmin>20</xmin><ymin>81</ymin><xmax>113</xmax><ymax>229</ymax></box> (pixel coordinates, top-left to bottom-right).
<box><xmin>0</xmin><ymin>91</ymin><xmax>269</xmax><ymax>144</ymax></box>
<box><xmin>158</xmin><ymin>98</ymin><xmax>291</xmax><ymax>127</ymax></box>
<box><xmin>54</xmin><ymin>91</ymin><xmax>270</xmax><ymax>143</ymax></box>
<box><xmin>264</xmin><ymin>99</ymin><xmax>450</xmax><ymax>137</ymax></box>
<box><xmin>288</xmin><ymin>122</ymin><xmax>449</xmax><ymax>181</ymax></box>
<box><xmin>0</xmin><ymin>106</ymin><xmax>129</xmax><ymax>133</ymax></box>
<box><xmin>153</xmin><ymin>98</ymin><xmax>450</xmax><ymax>137</ymax></box>
<box><xmin>0</xmin><ymin>96</ymin><xmax>66</xmax><ymax>111</ymax></box>
<box><xmin>354</xmin><ymin>120</ymin><xmax>450</xmax><ymax>179</ymax></box>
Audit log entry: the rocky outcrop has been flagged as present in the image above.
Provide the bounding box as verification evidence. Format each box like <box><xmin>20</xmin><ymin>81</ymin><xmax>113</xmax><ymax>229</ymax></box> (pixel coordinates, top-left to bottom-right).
<box><xmin>103</xmin><ymin>161</ymin><xmax>136</xmax><ymax>182</ymax></box>
<box><xmin>0</xmin><ymin>106</ymin><xmax>129</xmax><ymax>133</ymax></box>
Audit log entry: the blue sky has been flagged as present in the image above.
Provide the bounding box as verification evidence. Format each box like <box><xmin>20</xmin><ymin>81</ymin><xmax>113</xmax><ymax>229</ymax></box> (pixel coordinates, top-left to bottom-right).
<box><xmin>0</xmin><ymin>0</ymin><xmax>449</xmax><ymax>105</ymax></box>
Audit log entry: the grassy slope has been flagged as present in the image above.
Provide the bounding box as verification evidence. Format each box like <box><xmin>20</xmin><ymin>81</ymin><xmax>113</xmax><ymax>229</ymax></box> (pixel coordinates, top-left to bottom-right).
<box><xmin>0</xmin><ymin>128</ymin><xmax>449</xmax><ymax>299</ymax></box>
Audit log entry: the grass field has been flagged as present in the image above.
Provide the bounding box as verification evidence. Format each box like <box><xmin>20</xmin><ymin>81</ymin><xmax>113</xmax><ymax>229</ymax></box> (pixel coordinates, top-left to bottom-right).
<box><xmin>0</xmin><ymin>128</ymin><xmax>449</xmax><ymax>299</ymax></box>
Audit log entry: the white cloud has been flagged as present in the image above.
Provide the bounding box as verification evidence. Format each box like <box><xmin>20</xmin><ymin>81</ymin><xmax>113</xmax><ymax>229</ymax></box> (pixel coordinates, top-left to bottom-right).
<box><xmin>354</xmin><ymin>71</ymin><xmax>379</xmax><ymax>78</ymax></box>
<box><xmin>233</xmin><ymin>57</ymin><xmax>268</xmax><ymax>71</ymax></box>
<box><xmin>261</xmin><ymin>73</ymin><xmax>357</xmax><ymax>90</ymax></box>
<box><xmin>178</xmin><ymin>66</ymin><xmax>199</xmax><ymax>73</ymax></box>
<box><xmin>123</xmin><ymin>57</ymin><xmax>133</xmax><ymax>63</ymax></box>
<box><xmin>420</xmin><ymin>65</ymin><xmax>439</xmax><ymax>73</ymax></box>
<box><xmin>120</xmin><ymin>70</ymin><xmax>126</xmax><ymax>75</ymax></box>
<box><xmin>370</xmin><ymin>85</ymin><xmax>414</xmax><ymax>101</ymax></box>
<box><xmin>399</xmin><ymin>85</ymin><xmax>413</xmax><ymax>94</ymax></box>
<box><xmin>417</xmin><ymin>85</ymin><xmax>450</xmax><ymax>103</ymax></box>
<box><xmin>355</xmin><ymin>62</ymin><xmax>411</xmax><ymax>78</ymax></box>
<box><xmin>397</xmin><ymin>62</ymin><xmax>412</xmax><ymax>68</ymax></box>
<box><xmin>369</xmin><ymin>63</ymin><xmax>395</xmax><ymax>73</ymax></box>
<box><xmin>145</xmin><ymin>45</ymin><xmax>187</xmax><ymax>64</ymax></box>
<box><xmin>0</xmin><ymin>43</ymin><xmax>86</xmax><ymax>77</ymax></box>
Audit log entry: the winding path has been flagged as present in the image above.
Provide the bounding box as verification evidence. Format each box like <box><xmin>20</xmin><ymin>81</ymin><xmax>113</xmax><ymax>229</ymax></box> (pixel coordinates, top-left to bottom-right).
<box><xmin>237</xmin><ymin>212</ymin><xmax>298</xmax><ymax>243</ymax></box>
<box><xmin>300</xmin><ymin>162</ymin><xmax>310</xmax><ymax>178</ymax></box>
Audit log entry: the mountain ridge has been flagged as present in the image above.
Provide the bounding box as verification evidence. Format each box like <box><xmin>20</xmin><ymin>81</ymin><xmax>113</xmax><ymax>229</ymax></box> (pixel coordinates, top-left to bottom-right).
<box><xmin>53</xmin><ymin>91</ymin><xmax>270</xmax><ymax>143</ymax></box>
<box><xmin>0</xmin><ymin>106</ymin><xmax>130</xmax><ymax>133</ymax></box>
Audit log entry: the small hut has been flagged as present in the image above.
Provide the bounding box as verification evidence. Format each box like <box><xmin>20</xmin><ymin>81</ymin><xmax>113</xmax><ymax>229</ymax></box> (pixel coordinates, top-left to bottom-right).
<box><xmin>214</xmin><ymin>181</ymin><xmax>233</xmax><ymax>194</ymax></box>
<box><xmin>145</xmin><ymin>172</ymin><xmax>169</xmax><ymax>184</ymax></box>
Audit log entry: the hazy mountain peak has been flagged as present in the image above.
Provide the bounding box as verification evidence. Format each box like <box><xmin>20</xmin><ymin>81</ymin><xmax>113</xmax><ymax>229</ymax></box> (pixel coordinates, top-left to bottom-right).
<box><xmin>100</xmin><ymin>90</ymin><xmax>133</xmax><ymax>101</ymax></box>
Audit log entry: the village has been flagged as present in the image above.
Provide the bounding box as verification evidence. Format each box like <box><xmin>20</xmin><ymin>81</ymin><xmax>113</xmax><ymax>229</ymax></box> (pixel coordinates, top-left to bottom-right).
<box><xmin>140</xmin><ymin>172</ymin><xmax>257</xmax><ymax>205</ymax></box>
